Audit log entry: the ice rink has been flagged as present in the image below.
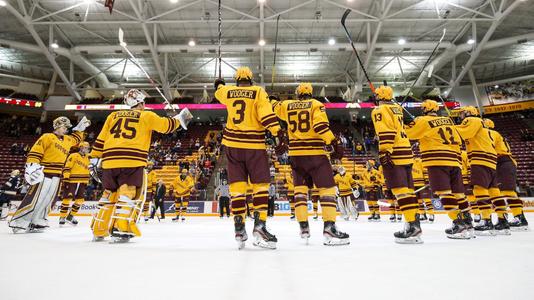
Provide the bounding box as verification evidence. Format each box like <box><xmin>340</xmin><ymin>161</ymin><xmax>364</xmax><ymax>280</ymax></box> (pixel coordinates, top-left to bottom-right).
<box><xmin>1</xmin><ymin>214</ymin><xmax>533</xmax><ymax>300</ymax></box>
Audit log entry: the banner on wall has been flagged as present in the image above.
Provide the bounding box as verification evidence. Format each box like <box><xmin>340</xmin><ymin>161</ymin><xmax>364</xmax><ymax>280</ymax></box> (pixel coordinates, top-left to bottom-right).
<box><xmin>483</xmin><ymin>100</ymin><xmax>534</xmax><ymax>115</ymax></box>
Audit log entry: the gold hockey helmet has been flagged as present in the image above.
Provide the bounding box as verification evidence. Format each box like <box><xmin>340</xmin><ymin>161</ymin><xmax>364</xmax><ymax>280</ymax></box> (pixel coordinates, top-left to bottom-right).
<box><xmin>296</xmin><ymin>82</ymin><xmax>313</xmax><ymax>96</ymax></box>
<box><xmin>421</xmin><ymin>99</ymin><xmax>439</xmax><ymax>114</ymax></box>
<box><xmin>483</xmin><ymin>118</ymin><xmax>495</xmax><ymax>129</ymax></box>
<box><xmin>375</xmin><ymin>85</ymin><xmax>394</xmax><ymax>101</ymax></box>
<box><xmin>234</xmin><ymin>67</ymin><xmax>253</xmax><ymax>81</ymax></box>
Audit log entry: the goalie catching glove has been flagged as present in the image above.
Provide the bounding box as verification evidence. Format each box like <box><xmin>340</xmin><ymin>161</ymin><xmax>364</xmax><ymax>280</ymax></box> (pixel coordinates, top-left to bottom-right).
<box><xmin>24</xmin><ymin>163</ymin><xmax>44</xmax><ymax>185</ymax></box>
<box><xmin>326</xmin><ymin>138</ymin><xmax>344</xmax><ymax>160</ymax></box>
<box><xmin>72</xmin><ymin>116</ymin><xmax>91</xmax><ymax>132</ymax></box>
<box><xmin>172</xmin><ymin>108</ymin><xmax>194</xmax><ymax>130</ymax></box>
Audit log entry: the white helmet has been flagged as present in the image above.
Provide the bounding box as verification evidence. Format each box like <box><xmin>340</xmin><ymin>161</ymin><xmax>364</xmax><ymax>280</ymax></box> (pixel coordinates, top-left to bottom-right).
<box><xmin>124</xmin><ymin>89</ymin><xmax>146</xmax><ymax>108</ymax></box>
<box><xmin>53</xmin><ymin>116</ymin><xmax>72</xmax><ymax>130</ymax></box>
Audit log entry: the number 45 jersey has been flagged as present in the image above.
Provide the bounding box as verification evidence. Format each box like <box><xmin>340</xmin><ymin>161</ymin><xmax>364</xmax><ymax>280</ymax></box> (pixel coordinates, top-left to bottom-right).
<box><xmin>215</xmin><ymin>85</ymin><xmax>280</xmax><ymax>150</ymax></box>
<box><xmin>405</xmin><ymin>115</ymin><xmax>461</xmax><ymax>168</ymax></box>
<box><xmin>91</xmin><ymin>110</ymin><xmax>180</xmax><ymax>169</ymax></box>
<box><xmin>271</xmin><ymin>99</ymin><xmax>335</xmax><ymax>156</ymax></box>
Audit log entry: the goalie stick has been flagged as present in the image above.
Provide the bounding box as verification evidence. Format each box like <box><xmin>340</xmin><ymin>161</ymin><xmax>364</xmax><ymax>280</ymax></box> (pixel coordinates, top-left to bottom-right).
<box><xmin>271</xmin><ymin>15</ymin><xmax>281</xmax><ymax>93</ymax></box>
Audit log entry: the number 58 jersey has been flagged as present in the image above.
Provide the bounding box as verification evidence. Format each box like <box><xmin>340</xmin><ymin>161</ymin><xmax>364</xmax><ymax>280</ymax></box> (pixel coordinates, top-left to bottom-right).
<box><xmin>215</xmin><ymin>85</ymin><xmax>280</xmax><ymax>150</ymax></box>
<box><xmin>91</xmin><ymin>110</ymin><xmax>180</xmax><ymax>169</ymax></box>
<box><xmin>271</xmin><ymin>99</ymin><xmax>335</xmax><ymax>156</ymax></box>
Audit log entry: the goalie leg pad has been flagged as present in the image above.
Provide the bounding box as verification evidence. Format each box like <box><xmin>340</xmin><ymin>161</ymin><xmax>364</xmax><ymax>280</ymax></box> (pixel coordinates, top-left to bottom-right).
<box><xmin>111</xmin><ymin>184</ymin><xmax>141</xmax><ymax>237</ymax></box>
<box><xmin>91</xmin><ymin>190</ymin><xmax>117</xmax><ymax>238</ymax></box>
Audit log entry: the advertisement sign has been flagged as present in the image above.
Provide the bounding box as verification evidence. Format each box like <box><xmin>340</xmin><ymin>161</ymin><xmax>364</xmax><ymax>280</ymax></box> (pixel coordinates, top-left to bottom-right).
<box><xmin>483</xmin><ymin>100</ymin><xmax>534</xmax><ymax>115</ymax></box>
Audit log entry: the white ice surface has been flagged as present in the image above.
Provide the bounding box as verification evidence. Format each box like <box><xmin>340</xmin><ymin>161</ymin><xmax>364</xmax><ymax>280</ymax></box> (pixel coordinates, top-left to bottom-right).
<box><xmin>1</xmin><ymin>215</ymin><xmax>533</xmax><ymax>300</ymax></box>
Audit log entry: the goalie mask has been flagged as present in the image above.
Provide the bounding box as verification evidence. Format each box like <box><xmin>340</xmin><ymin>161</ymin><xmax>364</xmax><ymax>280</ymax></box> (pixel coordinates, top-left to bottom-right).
<box><xmin>53</xmin><ymin>116</ymin><xmax>72</xmax><ymax>130</ymax></box>
<box><xmin>124</xmin><ymin>89</ymin><xmax>146</xmax><ymax>108</ymax></box>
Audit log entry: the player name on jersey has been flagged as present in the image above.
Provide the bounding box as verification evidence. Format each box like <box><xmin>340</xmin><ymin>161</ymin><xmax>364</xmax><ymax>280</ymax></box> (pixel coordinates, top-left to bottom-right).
<box><xmin>227</xmin><ymin>90</ymin><xmax>257</xmax><ymax>99</ymax></box>
<box><xmin>427</xmin><ymin>118</ymin><xmax>454</xmax><ymax>128</ymax></box>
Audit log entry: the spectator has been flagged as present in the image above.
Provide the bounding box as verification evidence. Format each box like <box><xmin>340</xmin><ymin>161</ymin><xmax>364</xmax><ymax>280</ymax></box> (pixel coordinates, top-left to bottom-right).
<box><xmin>10</xmin><ymin>143</ymin><xmax>18</xmax><ymax>155</ymax></box>
<box><xmin>194</xmin><ymin>138</ymin><xmax>200</xmax><ymax>149</ymax></box>
<box><xmin>355</xmin><ymin>141</ymin><xmax>364</xmax><ymax>155</ymax></box>
<box><xmin>214</xmin><ymin>179</ymin><xmax>230</xmax><ymax>218</ymax></box>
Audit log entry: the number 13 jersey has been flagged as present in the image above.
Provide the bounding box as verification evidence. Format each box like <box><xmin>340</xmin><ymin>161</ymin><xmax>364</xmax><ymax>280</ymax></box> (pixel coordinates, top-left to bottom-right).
<box><xmin>215</xmin><ymin>85</ymin><xmax>280</xmax><ymax>150</ymax></box>
<box><xmin>405</xmin><ymin>115</ymin><xmax>462</xmax><ymax>168</ymax></box>
<box><xmin>91</xmin><ymin>110</ymin><xmax>180</xmax><ymax>169</ymax></box>
<box><xmin>271</xmin><ymin>99</ymin><xmax>335</xmax><ymax>156</ymax></box>
<box><xmin>371</xmin><ymin>103</ymin><xmax>413</xmax><ymax>165</ymax></box>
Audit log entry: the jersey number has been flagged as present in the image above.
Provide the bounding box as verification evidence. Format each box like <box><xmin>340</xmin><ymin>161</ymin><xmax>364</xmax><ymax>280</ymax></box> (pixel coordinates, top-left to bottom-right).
<box><xmin>232</xmin><ymin>100</ymin><xmax>246</xmax><ymax>124</ymax></box>
<box><xmin>287</xmin><ymin>111</ymin><xmax>310</xmax><ymax>133</ymax></box>
<box><xmin>110</xmin><ymin>118</ymin><xmax>139</xmax><ymax>139</ymax></box>
<box><xmin>437</xmin><ymin>127</ymin><xmax>458</xmax><ymax>145</ymax></box>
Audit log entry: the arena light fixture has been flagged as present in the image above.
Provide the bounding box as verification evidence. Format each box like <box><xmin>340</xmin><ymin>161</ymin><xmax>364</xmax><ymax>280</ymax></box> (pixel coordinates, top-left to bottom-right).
<box><xmin>328</xmin><ymin>38</ymin><xmax>336</xmax><ymax>46</ymax></box>
<box><xmin>258</xmin><ymin>0</ymin><xmax>266</xmax><ymax>3</ymax></box>
<box><xmin>258</xmin><ymin>39</ymin><xmax>266</xmax><ymax>46</ymax></box>
<box><xmin>188</xmin><ymin>40</ymin><xmax>196</xmax><ymax>47</ymax></box>
<box><xmin>494</xmin><ymin>85</ymin><xmax>499</xmax><ymax>88</ymax></box>
<box><xmin>170</xmin><ymin>0</ymin><xmax>178</xmax><ymax>3</ymax></box>
<box><xmin>398</xmin><ymin>38</ymin><xmax>406</xmax><ymax>45</ymax></box>
<box><xmin>467</xmin><ymin>39</ymin><xmax>475</xmax><ymax>45</ymax></box>
<box><xmin>0</xmin><ymin>1</ymin><xmax>7</xmax><ymax>7</ymax></box>
<box><xmin>50</xmin><ymin>42</ymin><xmax>59</xmax><ymax>49</ymax></box>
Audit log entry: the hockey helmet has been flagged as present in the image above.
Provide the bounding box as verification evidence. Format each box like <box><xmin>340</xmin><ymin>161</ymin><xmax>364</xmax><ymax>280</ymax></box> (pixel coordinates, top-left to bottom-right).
<box><xmin>421</xmin><ymin>99</ymin><xmax>439</xmax><ymax>114</ymax></box>
<box><xmin>483</xmin><ymin>118</ymin><xmax>495</xmax><ymax>129</ymax></box>
<box><xmin>124</xmin><ymin>89</ymin><xmax>146</xmax><ymax>108</ymax></box>
<box><xmin>296</xmin><ymin>82</ymin><xmax>313</xmax><ymax>97</ymax></box>
<box><xmin>375</xmin><ymin>85</ymin><xmax>394</xmax><ymax>101</ymax></box>
<box><xmin>461</xmin><ymin>106</ymin><xmax>480</xmax><ymax>117</ymax></box>
<box><xmin>234</xmin><ymin>67</ymin><xmax>253</xmax><ymax>81</ymax></box>
<box><xmin>53</xmin><ymin>116</ymin><xmax>72</xmax><ymax>130</ymax></box>
<box><xmin>11</xmin><ymin>169</ymin><xmax>20</xmax><ymax>177</ymax></box>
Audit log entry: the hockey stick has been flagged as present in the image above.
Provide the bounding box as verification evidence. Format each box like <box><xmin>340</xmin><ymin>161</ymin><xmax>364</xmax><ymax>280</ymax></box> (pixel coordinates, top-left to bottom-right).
<box><xmin>271</xmin><ymin>15</ymin><xmax>281</xmax><ymax>93</ymax></box>
<box><xmin>399</xmin><ymin>28</ymin><xmax>447</xmax><ymax>106</ymax></box>
<box><xmin>217</xmin><ymin>0</ymin><xmax>222</xmax><ymax>79</ymax></box>
<box><xmin>341</xmin><ymin>9</ymin><xmax>375</xmax><ymax>93</ymax></box>
<box><xmin>377</xmin><ymin>184</ymin><xmax>429</xmax><ymax>207</ymax></box>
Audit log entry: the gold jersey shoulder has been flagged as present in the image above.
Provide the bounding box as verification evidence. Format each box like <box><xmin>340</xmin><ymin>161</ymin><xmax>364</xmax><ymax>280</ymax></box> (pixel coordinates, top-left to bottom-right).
<box><xmin>91</xmin><ymin>110</ymin><xmax>180</xmax><ymax>169</ymax></box>
<box><xmin>215</xmin><ymin>85</ymin><xmax>280</xmax><ymax>150</ymax></box>
<box><xmin>27</xmin><ymin>132</ymin><xmax>83</xmax><ymax>176</ymax></box>
<box><xmin>455</xmin><ymin>117</ymin><xmax>497</xmax><ymax>169</ymax></box>
<box><xmin>371</xmin><ymin>104</ymin><xmax>413</xmax><ymax>165</ymax></box>
<box><xmin>272</xmin><ymin>99</ymin><xmax>335</xmax><ymax>156</ymax></box>
<box><xmin>405</xmin><ymin>115</ymin><xmax>461</xmax><ymax>168</ymax></box>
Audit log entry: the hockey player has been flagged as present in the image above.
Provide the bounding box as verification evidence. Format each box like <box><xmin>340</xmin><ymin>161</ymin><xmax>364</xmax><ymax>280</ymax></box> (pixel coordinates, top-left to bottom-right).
<box><xmin>171</xmin><ymin>169</ymin><xmax>195</xmax><ymax>222</ymax></box>
<box><xmin>371</xmin><ymin>85</ymin><xmax>422</xmax><ymax>244</ymax></box>
<box><xmin>271</xmin><ymin>82</ymin><xmax>348</xmax><ymax>245</ymax></box>
<box><xmin>0</xmin><ymin>170</ymin><xmax>22</xmax><ymax>220</ymax></box>
<box><xmin>405</xmin><ymin>100</ymin><xmax>472</xmax><ymax>239</ymax></box>
<box><xmin>143</xmin><ymin>161</ymin><xmax>158</xmax><ymax>221</ymax></box>
<box><xmin>214</xmin><ymin>66</ymin><xmax>285</xmax><ymax>249</ymax></box>
<box><xmin>455</xmin><ymin>106</ymin><xmax>507</xmax><ymax>236</ymax></box>
<box><xmin>90</xmin><ymin>89</ymin><xmax>192</xmax><ymax>242</ymax></box>
<box><xmin>362</xmin><ymin>159</ymin><xmax>381</xmax><ymax>221</ymax></box>
<box><xmin>9</xmin><ymin>116</ymin><xmax>90</xmax><ymax>233</ymax></box>
<box><xmin>334</xmin><ymin>166</ymin><xmax>360</xmax><ymax>221</ymax></box>
<box><xmin>284</xmin><ymin>172</ymin><xmax>295</xmax><ymax>219</ymax></box>
<box><xmin>483</xmin><ymin>118</ymin><xmax>528</xmax><ymax>231</ymax></box>
<box><xmin>59</xmin><ymin>142</ymin><xmax>91</xmax><ymax>226</ymax></box>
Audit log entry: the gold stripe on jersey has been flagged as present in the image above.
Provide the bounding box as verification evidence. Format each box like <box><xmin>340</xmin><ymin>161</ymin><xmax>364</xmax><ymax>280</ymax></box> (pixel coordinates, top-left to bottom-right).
<box><xmin>27</xmin><ymin>132</ymin><xmax>84</xmax><ymax>176</ymax></box>
<box><xmin>491</xmin><ymin>129</ymin><xmax>517</xmax><ymax>166</ymax></box>
<box><xmin>455</xmin><ymin>116</ymin><xmax>497</xmax><ymax>170</ymax></box>
<box><xmin>468</xmin><ymin>150</ymin><xmax>497</xmax><ymax>169</ymax></box>
<box><xmin>62</xmin><ymin>152</ymin><xmax>90</xmax><ymax>183</ymax></box>
<box><xmin>372</xmin><ymin>104</ymin><xmax>413</xmax><ymax>166</ymax></box>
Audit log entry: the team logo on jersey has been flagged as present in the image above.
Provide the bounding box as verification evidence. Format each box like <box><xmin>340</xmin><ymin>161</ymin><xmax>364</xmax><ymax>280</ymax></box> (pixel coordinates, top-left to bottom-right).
<box><xmin>227</xmin><ymin>90</ymin><xmax>257</xmax><ymax>99</ymax></box>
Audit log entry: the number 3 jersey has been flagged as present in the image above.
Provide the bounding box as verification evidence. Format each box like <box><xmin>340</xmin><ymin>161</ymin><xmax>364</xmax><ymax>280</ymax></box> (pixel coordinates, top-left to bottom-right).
<box><xmin>371</xmin><ymin>103</ymin><xmax>413</xmax><ymax>165</ymax></box>
<box><xmin>405</xmin><ymin>115</ymin><xmax>461</xmax><ymax>168</ymax></box>
<box><xmin>215</xmin><ymin>85</ymin><xmax>280</xmax><ymax>150</ymax></box>
<box><xmin>91</xmin><ymin>110</ymin><xmax>181</xmax><ymax>169</ymax></box>
<box><xmin>271</xmin><ymin>99</ymin><xmax>335</xmax><ymax>156</ymax></box>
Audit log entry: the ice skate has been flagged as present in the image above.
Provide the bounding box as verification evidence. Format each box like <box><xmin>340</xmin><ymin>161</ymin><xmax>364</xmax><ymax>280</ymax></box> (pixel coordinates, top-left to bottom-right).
<box><xmin>394</xmin><ymin>220</ymin><xmax>423</xmax><ymax>244</ymax></box>
<box><xmin>252</xmin><ymin>212</ymin><xmax>277</xmax><ymax>249</ymax></box>
<box><xmin>92</xmin><ymin>236</ymin><xmax>106</xmax><ymax>242</ymax></box>
<box><xmin>494</xmin><ymin>217</ymin><xmax>511</xmax><ymax>235</ymax></box>
<box><xmin>462</xmin><ymin>212</ymin><xmax>475</xmax><ymax>238</ymax></box>
<box><xmin>234</xmin><ymin>215</ymin><xmax>248</xmax><ymax>250</ymax></box>
<box><xmin>110</xmin><ymin>228</ymin><xmax>132</xmax><ymax>243</ymax></box>
<box><xmin>474</xmin><ymin>219</ymin><xmax>496</xmax><ymax>236</ymax></box>
<box><xmin>59</xmin><ymin>217</ymin><xmax>66</xmax><ymax>226</ymax></box>
<box><xmin>299</xmin><ymin>221</ymin><xmax>310</xmax><ymax>244</ymax></box>
<box><xmin>368</xmin><ymin>212</ymin><xmax>376</xmax><ymax>222</ymax></box>
<box><xmin>66</xmin><ymin>214</ymin><xmax>78</xmax><ymax>226</ymax></box>
<box><xmin>181</xmin><ymin>217</ymin><xmax>186</xmax><ymax>222</ymax></box>
<box><xmin>428</xmin><ymin>214</ymin><xmax>435</xmax><ymax>223</ymax></box>
<box><xmin>290</xmin><ymin>214</ymin><xmax>295</xmax><ymax>220</ymax></box>
<box><xmin>445</xmin><ymin>217</ymin><xmax>471</xmax><ymax>240</ymax></box>
<box><xmin>172</xmin><ymin>215</ymin><xmax>180</xmax><ymax>222</ymax></box>
<box><xmin>419</xmin><ymin>213</ymin><xmax>428</xmax><ymax>223</ymax></box>
<box><xmin>397</xmin><ymin>214</ymin><xmax>402</xmax><ymax>222</ymax></box>
<box><xmin>323</xmin><ymin>221</ymin><xmax>349</xmax><ymax>246</ymax></box>
<box><xmin>11</xmin><ymin>226</ymin><xmax>26</xmax><ymax>234</ymax></box>
<box><xmin>27</xmin><ymin>223</ymin><xmax>47</xmax><ymax>233</ymax></box>
<box><xmin>509</xmin><ymin>213</ymin><xmax>529</xmax><ymax>231</ymax></box>
<box><xmin>373</xmin><ymin>213</ymin><xmax>381</xmax><ymax>222</ymax></box>
<box><xmin>313</xmin><ymin>212</ymin><xmax>319</xmax><ymax>220</ymax></box>
<box><xmin>473</xmin><ymin>214</ymin><xmax>481</xmax><ymax>223</ymax></box>
<box><xmin>389</xmin><ymin>214</ymin><xmax>397</xmax><ymax>222</ymax></box>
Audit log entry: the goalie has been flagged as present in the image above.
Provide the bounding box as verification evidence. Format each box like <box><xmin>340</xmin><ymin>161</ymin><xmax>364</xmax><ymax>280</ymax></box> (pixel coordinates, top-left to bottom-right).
<box><xmin>9</xmin><ymin>116</ymin><xmax>90</xmax><ymax>233</ymax></box>
<box><xmin>90</xmin><ymin>89</ymin><xmax>192</xmax><ymax>243</ymax></box>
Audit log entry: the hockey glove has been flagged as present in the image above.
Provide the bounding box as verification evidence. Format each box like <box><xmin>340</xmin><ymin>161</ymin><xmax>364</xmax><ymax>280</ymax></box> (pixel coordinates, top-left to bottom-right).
<box><xmin>378</xmin><ymin>151</ymin><xmax>394</xmax><ymax>169</ymax></box>
<box><xmin>72</xmin><ymin>116</ymin><xmax>91</xmax><ymax>132</ymax></box>
<box><xmin>327</xmin><ymin>138</ymin><xmax>344</xmax><ymax>160</ymax></box>
<box><xmin>214</xmin><ymin>78</ymin><xmax>226</xmax><ymax>90</ymax></box>
<box><xmin>24</xmin><ymin>163</ymin><xmax>44</xmax><ymax>185</ymax></box>
<box><xmin>173</xmin><ymin>107</ymin><xmax>194</xmax><ymax>130</ymax></box>
<box><xmin>273</xmin><ymin>130</ymin><xmax>288</xmax><ymax>156</ymax></box>
<box><xmin>352</xmin><ymin>189</ymin><xmax>360</xmax><ymax>199</ymax></box>
<box><xmin>89</xmin><ymin>158</ymin><xmax>102</xmax><ymax>184</ymax></box>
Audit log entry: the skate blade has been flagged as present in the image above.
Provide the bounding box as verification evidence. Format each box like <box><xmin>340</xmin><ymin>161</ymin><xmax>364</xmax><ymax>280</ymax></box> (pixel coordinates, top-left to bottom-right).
<box><xmin>11</xmin><ymin>226</ymin><xmax>26</xmax><ymax>234</ymax></box>
<box><xmin>474</xmin><ymin>230</ymin><xmax>496</xmax><ymax>236</ymax></box>
<box><xmin>92</xmin><ymin>236</ymin><xmax>106</xmax><ymax>242</ymax></box>
<box><xmin>510</xmin><ymin>226</ymin><xmax>530</xmax><ymax>232</ymax></box>
<box><xmin>495</xmin><ymin>229</ymin><xmax>511</xmax><ymax>236</ymax></box>
<box><xmin>394</xmin><ymin>236</ymin><xmax>423</xmax><ymax>244</ymax></box>
<box><xmin>446</xmin><ymin>232</ymin><xmax>471</xmax><ymax>240</ymax></box>
<box><xmin>252</xmin><ymin>239</ymin><xmax>277</xmax><ymax>249</ymax></box>
<box><xmin>109</xmin><ymin>237</ymin><xmax>131</xmax><ymax>244</ymax></box>
<box><xmin>237</xmin><ymin>241</ymin><xmax>246</xmax><ymax>250</ymax></box>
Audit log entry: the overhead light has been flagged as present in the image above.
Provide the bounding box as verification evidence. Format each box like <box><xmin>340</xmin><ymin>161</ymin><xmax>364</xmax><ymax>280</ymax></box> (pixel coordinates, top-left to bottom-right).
<box><xmin>188</xmin><ymin>40</ymin><xmax>196</xmax><ymax>47</ymax></box>
<box><xmin>258</xmin><ymin>0</ymin><xmax>266</xmax><ymax>3</ymax></box>
<box><xmin>328</xmin><ymin>38</ymin><xmax>336</xmax><ymax>46</ymax></box>
<box><xmin>258</xmin><ymin>39</ymin><xmax>266</xmax><ymax>46</ymax></box>
<box><xmin>398</xmin><ymin>38</ymin><xmax>406</xmax><ymax>45</ymax></box>
<box><xmin>203</xmin><ymin>85</ymin><xmax>207</xmax><ymax>88</ymax></box>
<box><xmin>120</xmin><ymin>91</ymin><xmax>124</xmax><ymax>95</ymax></box>
<box><xmin>325</xmin><ymin>84</ymin><xmax>328</xmax><ymax>87</ymax></box>
<box><xmin>170</xmin><ymin>0</ymin><xmax>179</xmax><ymax>3</ymax></box>
<box><xmin>494</xmin><ymin>85</ymin><xmax>499</xmax><ymax>88</ymax></box>
<box><xmin>50</xmin><ymin>42</ymin><xmax>59</xmax><ymax>49</ymax></box>
<box><xmin>0</xmin><ymin>1</ymin><xmax>7</xmax><ymax>7</ymax></box>
<box><xmin>467</xmin><ymin>39</ymin><xmax>475</xmax><ymax>45</ymax></box>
